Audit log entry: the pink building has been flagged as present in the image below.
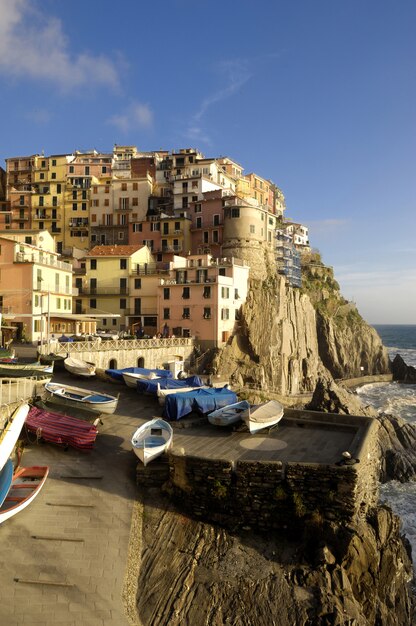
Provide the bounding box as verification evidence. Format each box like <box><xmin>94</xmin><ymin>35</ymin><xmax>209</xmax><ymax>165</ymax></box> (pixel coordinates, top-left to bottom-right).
<box><xmin>189</xmin><ymin>190</ymin><xmax>225</xmax><ymax>256</ymax></box>
<box><xmin>157</xmin><ymin>254</ymin><xmax>249</xmax><ymax>349</ymax></box>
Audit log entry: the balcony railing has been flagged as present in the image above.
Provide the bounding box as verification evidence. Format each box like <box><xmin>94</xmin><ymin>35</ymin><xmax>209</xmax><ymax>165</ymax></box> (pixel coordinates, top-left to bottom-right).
<box><xmin>82</xmin><ymin>286</ymin><xmax>129</xmax><ymax>295</ymax></box>
<box><xmin>15</xmin><ymin>253</ymin><xmax>72</xmax><ymax>271</ymax></box>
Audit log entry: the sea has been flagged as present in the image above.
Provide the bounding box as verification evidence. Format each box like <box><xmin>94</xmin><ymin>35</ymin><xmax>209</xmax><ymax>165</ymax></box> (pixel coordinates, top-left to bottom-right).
<box><xmin>356</xmin><ymin>325</ymin><xmax>416</xmax><ymax>559</ymax></box>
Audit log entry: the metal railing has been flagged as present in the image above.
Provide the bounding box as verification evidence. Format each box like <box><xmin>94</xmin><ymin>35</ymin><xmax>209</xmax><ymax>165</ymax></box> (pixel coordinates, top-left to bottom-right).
<box><xmin>0</xmin><ymin>377</ymin><xmax>41</xmax><ymax>406</ymax></box>
<box><xmin>38</xmin><ymin>337</ymin><xmax>194</xmax><ymax>355</ymax></box>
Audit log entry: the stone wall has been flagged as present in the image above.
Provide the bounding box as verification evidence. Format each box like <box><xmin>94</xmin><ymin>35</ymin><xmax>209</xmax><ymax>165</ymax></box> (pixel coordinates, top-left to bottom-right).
<box><xmin>165</xmin><ymin>412</ymin><xmax>380</xmax><ymax>533</ymax></box>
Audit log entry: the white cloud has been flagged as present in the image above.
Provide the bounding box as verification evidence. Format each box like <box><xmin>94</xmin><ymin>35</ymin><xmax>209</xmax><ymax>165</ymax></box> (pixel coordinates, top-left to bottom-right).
<box><xmin>108</xmin><ymin>102</ymin><xmax>154</xmax><ymax>133</ymax></box>
<box><xmin>0</xmin><ymin>0</ymin><xmax>119</xmax><ymax>90</ymax></box>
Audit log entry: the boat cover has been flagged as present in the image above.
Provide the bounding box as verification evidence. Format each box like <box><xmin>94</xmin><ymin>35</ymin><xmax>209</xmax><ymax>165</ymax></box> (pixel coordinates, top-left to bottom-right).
<box><xmin>163</xmin><ymin>387</ymin><xmax>237</xmax><ymax>421</ymax></box>
<box><xmin>26</xmin><ymin>406</ymin><xmax>98</xmax><ymax>451</ymax></box>
<box><xmin>105</xmin><ymin>366</ymin><xmax>173</xmax><ymax>382</ymax></box>
<box><xmin>136</xmin><ymin>375</ymin><xmax>204</xmax><ymax>395</ymax></box>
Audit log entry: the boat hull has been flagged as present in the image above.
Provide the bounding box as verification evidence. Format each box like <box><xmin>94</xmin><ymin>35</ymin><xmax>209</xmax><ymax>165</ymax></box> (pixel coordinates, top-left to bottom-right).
<box><xmin>0</xmin><ymin>466</ymin><xmax>49</xmax><ymax>524</ymax></box>
<box><xmin>45</xmin><ymin>383</ymin><xmax>118</xmax><ymax>415</ymax></box>
<box><xmin>0</xmin><ymin>362</ymin><xmax>53</xmax><ymax>378</ymax></box>
<box><xmin>64</xmin><ymin>357</ymin><xmax>96</xmax><ymax>378</ymax></box>
<box><xmin>0</xmin><ymin>403</ymin><xmax>30</xmax><ymax>471</ymax></box>
<box><xmin>0</xmin><ymin>459</ymin><xmax>13</xmax><ymax>507</ymax></box>
<box><xmin>208</xmin><ymin>400</ymin><xmax>250</xmax><ymax>426</ymax></box>
<box><xmin>241</xmin><ymin>400</ymin><xmax>284</xmax><ymax>434</ymax></box>
<box><xmin>131</xmin><ymin>419</ymin><xmax>173</xmax><ymax>466</ymax></box>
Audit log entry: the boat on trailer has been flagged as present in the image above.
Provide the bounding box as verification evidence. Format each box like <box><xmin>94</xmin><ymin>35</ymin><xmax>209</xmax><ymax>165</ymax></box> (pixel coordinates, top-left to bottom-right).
<box><xmin>240</xmin><ymin>400</ymin><xmax>284</xmax><ymax>434</ymax></box>
<box><xmin>44</xmin><ymin>382</ymin><xmax>119</xmax><ymax>414</ymax></box>
<box><xmin>64</xmin><ymin>357</ymin><xmax>96</xmax><ymax>378</ymax></box>
<box><xmin>0</xmin><ymin>403</ymin><xmax>30</xmax><ymax>471</ymax></box>
<box><xmin>0</xmin><ymin>466</ymin><xmax>49</xmax><ymax>524</ymax></box>
<box><xmin>207</xmin><ymin>400</ymin><xmax>251</xmax><ymax>426</ymax></box>
<box><xmin>131</xmin><ymin>418</ymin><xmax>173</xmax><ymax>466</ymax></box>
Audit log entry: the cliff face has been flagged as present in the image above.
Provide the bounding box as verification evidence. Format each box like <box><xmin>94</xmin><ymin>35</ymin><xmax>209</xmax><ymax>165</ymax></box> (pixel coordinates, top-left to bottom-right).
<box><xmin>211</xmin><ymin>248</ymin><xmax>390</xmax><ymax>394</ymax></box>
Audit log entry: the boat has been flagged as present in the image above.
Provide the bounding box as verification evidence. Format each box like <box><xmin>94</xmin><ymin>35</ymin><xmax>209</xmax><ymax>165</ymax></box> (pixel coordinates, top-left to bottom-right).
<box><xmin>240</xmin><ymin>400</ymin><xmax>284</xmax><ymax>434</ymax></box>
<box><xmin>0</xmin><ymin>361</ymin><xmax>53</xmax><ymax>379</ymax></box>
<box><xmin>131</xmin><ymin>418</ymin><xmax>173</xmax><ymax>466</ymax></box>
<box><xmin>0</xmin><ymin>403</ymin><xmax>30</xmax><ymax>471</ymax></box>
<box><xmin>26</xmin><ymin>406</ymin><xmax>99</xmax><ymax>450</ymax></box>
<box><xmin>156</xmin><ymin>379</ymin><xmax>208</xmax><ymax>406</ymax></box>
<box><xmin>207</xmin><ymin>400</ymin><xmax>251</xmax><ymax>426</ymax></box>
<box><xmin>0</xmin><ymin>466</ymin><xmax>49</xmax><ymax>524</ymax></box>
<box><xmin>0</xmin><ymin>459</ymin><xmax>13</xmax><ymax>507</ymax></box>
<box><xmin>44</xmin><ymin>382</ymin><xmax>119</xmax><ymax>414</ymax></box>
<box><xmin>163</xmin><ymin>387</ymin><xmax>238</xmax><ymax>421</ymax></box>
<box><xmin>64</xmin><ymin>357</ymin><xmax>96</xmax><ymax>378</ymax></box>
<box><xmin>39</xmin><ymin>353</ymin><xmax>66</xmax><ymax>370</ymax></box>
<box><xmin>122</xmin><ymin>367</ymin><xmax>173</xmax><ymax>388</ymax></box>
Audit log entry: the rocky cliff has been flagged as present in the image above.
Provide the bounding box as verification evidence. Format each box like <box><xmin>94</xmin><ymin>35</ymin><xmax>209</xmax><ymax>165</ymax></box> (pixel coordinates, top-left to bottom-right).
<box><xmin>209</xmin><ymin>248</ymin><xmax>390</xmax><ymax>395</ymax></box>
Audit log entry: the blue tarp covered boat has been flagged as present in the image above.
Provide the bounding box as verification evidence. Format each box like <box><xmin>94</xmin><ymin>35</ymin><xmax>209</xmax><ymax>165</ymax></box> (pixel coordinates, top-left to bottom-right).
<box><xmin>105</xmin><ymin>366</ymin><xmax>173</xmax><ymax>383</ymax></box>
<box><xmin>163</xmin><ymin>387</ymin><xmax>237</xmax><ymax>421</ymax></box>
<box><xmin>136</xmin><ymin>375</ymin><xmax>204</xmax><ymax>396</ymax></box>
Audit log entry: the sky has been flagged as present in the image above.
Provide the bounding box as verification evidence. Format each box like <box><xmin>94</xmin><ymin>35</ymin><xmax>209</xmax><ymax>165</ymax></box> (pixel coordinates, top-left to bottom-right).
<box><xmin>0</xmin><ymin>0</ymin><xmax>415</xmax><ymax>324</ymax></box>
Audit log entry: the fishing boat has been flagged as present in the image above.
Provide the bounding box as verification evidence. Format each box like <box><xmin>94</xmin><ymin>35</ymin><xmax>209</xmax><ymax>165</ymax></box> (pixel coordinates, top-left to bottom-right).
<box><xmin>0</xmin><ymin>361</ymin><xmax>53</xmax><ymax>379</ymax></box>
<box><xmin>207</xmin><ymin>400</ymin><xmax>251</xmax><ymax>426</ymax></box>
<box><xmin>0</xmin><ymin>466</ymin><xmax>49</xmax><ymax>524</ymax></box>
<box><xmin>131</xmin><ymin>418</ymin><xmax>173</xmax><ymax>466</ymax></box>
<box><xmin>64</xmin><ymin>357</ymin><xmax>96</xmax><ymax>378</ymax></box>
<box><xmin>240</xmin><ymin>400</ymin><xmax>284</xmax><ymax>434</ymax></box>
<box><xmin>44</xmin><ymin>382</ymin><xmax>119</xmax><ymax>414</ymax></box>
<box><xmin>39</xmin><ymin>353</ymin><xmax>66</xmax><ymax>370</ymax></box>
<box><xmin>26</xmin><ymin>406</ymin><xmax>99</xmax><ymax>450</ymax></box>
<box><xmin>0</xmin><ymin>459</ymin><xmax>13</xmax><ymax>507</ymax></box>
<box><xmin>122</xmin><ymin>367</ymin><xmax>172</xmax><ymax>388</ymax></box>
<box><xmin>0</xmin><ymin>403</ymin><xmax>30</xmax><ymax>471</ymax></box>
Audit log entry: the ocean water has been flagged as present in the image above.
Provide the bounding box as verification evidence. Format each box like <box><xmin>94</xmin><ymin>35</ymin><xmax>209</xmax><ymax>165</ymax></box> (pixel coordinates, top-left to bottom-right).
<box><xmin>357</xmin><ymin>324</ymin><xmax>416</xmax><ymax>561</ymax></box>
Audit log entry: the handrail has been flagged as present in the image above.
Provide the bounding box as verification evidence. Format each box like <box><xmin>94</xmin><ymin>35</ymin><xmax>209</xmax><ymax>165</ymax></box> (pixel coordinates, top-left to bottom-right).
<box><xmin>38</xmin><ymin>337</ymin><xmax>194</xmax><ymax>355</ymax></box>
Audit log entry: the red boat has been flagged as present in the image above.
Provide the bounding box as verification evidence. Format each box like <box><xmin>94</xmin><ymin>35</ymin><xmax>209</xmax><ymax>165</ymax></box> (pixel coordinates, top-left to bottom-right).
<box><xmin>25</xmin><ymin>406</ymin><xmax>99</xmax><ymax>451</ymax></box>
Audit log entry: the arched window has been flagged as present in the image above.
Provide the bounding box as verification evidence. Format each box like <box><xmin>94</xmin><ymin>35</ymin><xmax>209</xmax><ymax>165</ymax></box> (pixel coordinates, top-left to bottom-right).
<box><xmin>137</xmin><ymin>357</ymin><xmax>144</xmax><ymax>368</ymax></box>
<box><xmin>109</xmin><ymin>358</ymin><xmax>117</xmax><ymax>369</ymax></box>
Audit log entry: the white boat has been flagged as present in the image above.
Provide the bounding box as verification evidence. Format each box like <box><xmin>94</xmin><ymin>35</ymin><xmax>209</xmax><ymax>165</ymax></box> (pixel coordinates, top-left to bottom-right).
<box><xmin>207</xmin><ymin>400</ymin><xmax>251</xmax><ymax>426</ymax></box>
<box><xmin>123</xmin><ymin>371</ymin><xmax>158</xmax><ymax>387</ymax></box>
<box><xmin>44</xmin><ymin>382</ymin><xmax>119</xmax><ymax>414</ymax></box>
<box><xmin>0</xmin><ymin>466</ymin><xmax>49</xmax><ymax>524</ymax></box>
<box><xmin>64</xmin><ymin>357</ymin><xmax>96</xmax><ymax>378</ymax></box>
<box><xmin>240</xmin><ymin>400</ymin><xmax>284</xmax><ymax>434</ymax></box>
<box><xmin>157</xmin><ymin>383</ymin><xmax>209</xmax><ymax>406</ymax></box>
<box><xmin>0</xmin><ymin>403</ymin><xmax>30</xmax><ymax>471</ymax></box>
<box><xmin>131</xmin><ymin>418</ymin><xmax>173</xmax><ymax>466</ymax></box>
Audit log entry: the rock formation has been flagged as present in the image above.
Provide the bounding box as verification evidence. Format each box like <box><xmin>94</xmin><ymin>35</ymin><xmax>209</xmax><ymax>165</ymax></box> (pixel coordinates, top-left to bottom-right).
<box><xmin>209</xmin><ymin>249</ymin><xmax>389</xmax><ymax>395</ymax></box>
<box><xmin>391</xmin><ymin>354</ymin><xmax>416</xmax><ymax>383</ymax></box>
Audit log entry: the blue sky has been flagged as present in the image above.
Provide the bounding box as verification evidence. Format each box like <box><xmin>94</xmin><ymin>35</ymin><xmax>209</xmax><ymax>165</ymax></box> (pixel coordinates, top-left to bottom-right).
<box><xmin>1</xmin><ymin>0</ymin><xmax>415</xmax><ymax>324</ymax></box>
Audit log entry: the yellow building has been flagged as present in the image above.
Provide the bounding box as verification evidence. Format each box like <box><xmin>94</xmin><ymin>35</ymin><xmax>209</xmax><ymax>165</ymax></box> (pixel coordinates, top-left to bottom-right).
<box><xmin>81</xmin><ymin>244</ymin><xmax>154</xmax><ymax>332</ymax></box>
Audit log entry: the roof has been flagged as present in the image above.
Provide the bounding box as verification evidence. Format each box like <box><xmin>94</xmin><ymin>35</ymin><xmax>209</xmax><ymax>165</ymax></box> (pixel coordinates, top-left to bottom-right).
<box><xmin>87</xmin><ymin>245</ymin><xmax>145</xmax><ymax>257</ymax></box>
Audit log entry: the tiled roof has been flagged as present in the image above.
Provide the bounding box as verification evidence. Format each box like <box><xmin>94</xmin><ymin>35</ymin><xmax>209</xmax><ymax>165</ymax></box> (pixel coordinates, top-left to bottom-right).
<box><xmin>87</xmin><ymin>245</ymin><xmax>144</xmax><ymax>257</ymax></box>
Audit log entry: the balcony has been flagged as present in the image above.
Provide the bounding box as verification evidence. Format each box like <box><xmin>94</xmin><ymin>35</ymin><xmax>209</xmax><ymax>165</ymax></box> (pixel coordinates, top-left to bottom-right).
<box><xmin>15</xmin><ymin>252</ymin><xmax>72</xmax><ymax>271</ymax></box>
<box><xmin>69</xmin><ymin>219</ymin><xmax>89</xmax><ymax>228</ymax></box>
<box><xmin>115</xmin><ymin>204</ymin><xmax>132</xmax><ymax>211</ymax></box>
<box><xmin>33</xmin><ymin>213</ymin><xmax>48</xmax><ymax>220</ymax></box>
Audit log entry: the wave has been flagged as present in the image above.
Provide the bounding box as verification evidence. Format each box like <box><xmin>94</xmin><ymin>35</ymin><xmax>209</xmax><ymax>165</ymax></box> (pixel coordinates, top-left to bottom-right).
<box><xmin>380</xmin><ymin>481</ymin><xmax>416</xmax><ymax>559</ymax></box>
<box><xmin>356</xmin><ymin>381</ymin><xmax>416</xmax><ymax>423</ymax></box>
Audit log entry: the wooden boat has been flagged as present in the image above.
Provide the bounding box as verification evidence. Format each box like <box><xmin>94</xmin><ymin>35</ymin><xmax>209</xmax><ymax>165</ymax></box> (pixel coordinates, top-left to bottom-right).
<box><xmin>44</xmin><ymin>382</ymin><xmax>119</xmax><ymax>415</ymax></box>
<box><xmin>0</xmin><ymin>361</ymin><xmax>53</xmax><ymax>379</ymax></box>
<box><xmin>0</xmin><ymin>466</ymin><xmax>49</xmax><ymax>524</ymax></box>
<box><xmin>39</xmin><ymin>353</ymin><xmax>66</xmax><ymax>370</ymax></box>
<box><xmin>0</xmin><ymin>403</ymin><xmax>30</xmax><ymax>471</ymax></box>
<box><xmin>241</xmin><ymin>400</ymin><xmax>284</xmax><ymax>434</ymax></box>
<box><xmin>0</xmin><ymin>459</ymin><xmax>13</xmax><ymax>507</ymax></box>
<box><xmin>131</xmin><ymin>418</ymin><xmax>173</xmax><ymax>466</ymax></box>
<box><xmin>26</xmin><ymin>406</ymin><xmax>99</xmax><ymax>450</ymax></box>
<box><xmin>123</xmin><ymin>367</ymin><xmax>172</xmax><ymax>388</ymax></box>
<box><xmin>208</xmin><ymin>400</ymin><xmax>251</xmax><ymax>426</ymax></box>
<box><xmin>64</xmin><ymin>357</ymin><xmax>96</xmax><ymax>378</ymax></box>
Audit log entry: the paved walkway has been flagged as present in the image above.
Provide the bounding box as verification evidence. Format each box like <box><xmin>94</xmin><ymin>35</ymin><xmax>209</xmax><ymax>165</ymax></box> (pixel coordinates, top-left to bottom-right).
<box><xmin>0</xmin><ymin>369</ymin><xmax>158</xmax><ymax>626</ymax></box>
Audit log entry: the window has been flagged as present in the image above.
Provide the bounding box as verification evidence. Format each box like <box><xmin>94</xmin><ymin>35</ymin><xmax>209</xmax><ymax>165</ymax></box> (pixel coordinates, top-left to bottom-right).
<box><xmin>132</xmin><ymin>197</ymin><xmax>138</xmax><ymax>206</ymax></box>
<box><xmin>69</xmin><ymin>166</ymin><xmax>74</xmax><ymax>173</ymax></box>
<box><xmin>121</xmin><ymin>182</ymin><xmax>127</xmax><ymax>191</ymax></box>
<box><xmin>90</xmin><ymin>259</ymin><xmax>97</xmax><ymax>270</ymax></box>
<box><xmin>51</xmin><ymin>172</ymin><xmax>56</xmax><ymax>179</ymax></box>
<box><xmin>39</xmin><ymin>196</ymin><xmax>44</xmax><ymax>207</ymax></box>
<box><xmin>90</xmin><ymin>299</ymin><xmax>97</xmax><ymax>309</ymax></box>
<box><xmin>119</xmin><ymin>215</ymin><xmax>127</xmax><ymax>225</ymax></box>
<box><xmin>163</xmin><ymin>308</ymin><xmax>170</xmax><ymax>319</ymax></box>
<box><xmin>133</xmin><ymin>223</ymin><xmax>143</xmax><ymax>232</ymax></box>
<box><xmin>212</xmin><ymin>230</ymin><xmax>219</xmax><ymax>243</ymax></box>
<box><xmin>19</xmin><ymin>195</ymin><xmax>24</xmax><ymax>205</ymax></box>
<box><xmin>102</xmin><ymin>166</ymin><xmax>107</xmax><ymax>174</ymax></box>
<box><xmin>203</xmin><ymin>286</ymin><xmax>211</xmax><ymax>299</ymax></box>
<box><xmin>219</xmin><ymin>268</ymin><xmax>226</xmax><ymax>276</ymax></box>
<box><xmin>112</xmin><ymin>318</ymin><xmax>117</xmax><ymax>326</ymax></box>
<box><xmin>221</xmin><ymin>308</ymin><xmax>230</xmax><ymax>320</ymax></box>
<box><xmin>52</xmin><ymin>196</ymin><xmax>57</xmax><ymax>207</ymax></box>
<box><xmin>105</xmin><ymin>186</ymin><xmax>110</xmax><ymax>193</ymax></box>
<box><xmin>93</xmin><ymin>200</ymin><xmax>99</xmax><ymax>207</ymax></box>
<box><xmin>213</xmin><ymin>214</ymin><xmax>220</xmax><ymax>226</ymax></box>
<box><xmin>196</xmin><ymin>217</ymin><xmax>202</xmax><ymax>228</ymax></box>
<box><xmin>82</xmin><ymin>190</ymin><xmax>87</xmax><ymax>200</ymax></box>
<box><xmin>85</xmin><ymin>166</ymin><xmax>90</xmax><ymax>175</ymax></box>
<box><xmin>133</xmin><ymin>182</ymin><xmax>138</xmax><ymax>190</ymax></box>
<box><xmin>182</xmin><ymin>307</ymin><xmax>190</xmax><ymax>319</ymax></box>
<box><xmin>72</xmin><ymin>203</ymin><xmax>77</xmax><ymax>211</ymax></box>
<box><xmin>120</xmin><ymin>198</ymin><xmax>129</xmax><ymax>210</ymax></box>
<box><xmin>39</xmin><ymin>173</ymin><xmax>44</xmax><ymax>180</ymax></box>
<box><xmin>120</xmin><ymin>298</ymin><xmax>127</xmax><ymax>309</ymax></box>
<box><xmin>194</xmin><ymin>203</ymin><xmax>202</xmax><ymax>213</ymax></box>
<box><xmin>182</xmin><ymin>286</ymin><xmax>190</xmax><ymax>299</ymax></box>
<box><xmin>235</xmin><ymin>289</ymin><xmax>240</xmax><ymax>300</ymax></box>
<box><xmin>203</xmin><ymin>307</ymin><xmax>211</xmax><ymax>319</ymax></box>
<box><xmin>250</xmin><ymin>224</ymin><xmax>255</xmax><ymax>234</ymax></box>
<box><xmin>163</xmin><ymin>288</ymin><xmax>170</xmax><ymax>300</ymax></box>
<box><xmin>34</xmin><ymin>320</ymin><xmax>41</xmax><ymax>332</ymax></box>
<box><xmin>231</xmin><ymin>208</ymin><xmax>240</xmax><ymax>218</ymax></box>
<box><xmin>118</xmin><ymin>231</ymin><xmax>124</xmax><ymax>240</ymax></box>
<box><xmin>203</xmin><ymin>231</ymin><xmax>209</xmax><ymax>244</ymax></box>
<box><xmin>135</xmin><ymin>278</ymin><xmax>142</xmax><ymax>289</ymax></box>
<box><xmin>82</xmin><ymin>202</ymin><xmax>87</xmax><ymax>211</ymax></box>
<box><xmin>104</xmin><ymin>199</ymin><xmax>110</xmax><ymax>206</ymax></box>
<box><xmin>221</xmin><ymin>287</ymin><xmax>230</xmax><ymax>299</ymax></box>
<box><xmin>163</xmin><ymin>223</ymin><xmax>169</xmax><ymax>235</ymax></box>
<box><xmin>120</xmin><ymin>259</ymin><xmax>127</xmax><ymax>270</ymax></box>
<box><xmin>57</xmin><ymin>184</ymin><xmax>61</xmax><ymax>193</ymax></box>
<box><xmin>51</xmin><ymin>159</ymin><xmax>56</xmax><ymax>166</ymax></box>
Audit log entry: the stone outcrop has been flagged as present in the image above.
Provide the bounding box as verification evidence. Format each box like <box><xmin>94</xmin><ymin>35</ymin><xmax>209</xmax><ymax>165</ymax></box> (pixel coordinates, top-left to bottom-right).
<box><xmin>210</xmin><ymin>256</ymin><xmax>389</xmax><ymax>395</ymax></box>
<box><xmin>391</xmin><ymin>354</ymin><xmax>416</xmax><ymax>383</ymax></box>
<box><xmin>136</xmin><ymin>492</ymin><xmax>414</xmax><ymax>626</ymax></box>
<box><xmin>306</xmin><ymin>375</ymin><xmax>378</xmax><ymax>417</ymax></box>
<box><xmin>377</xmin><ymin>413</ymin><xmax>416</xmax><ymax>482</ymax></box>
